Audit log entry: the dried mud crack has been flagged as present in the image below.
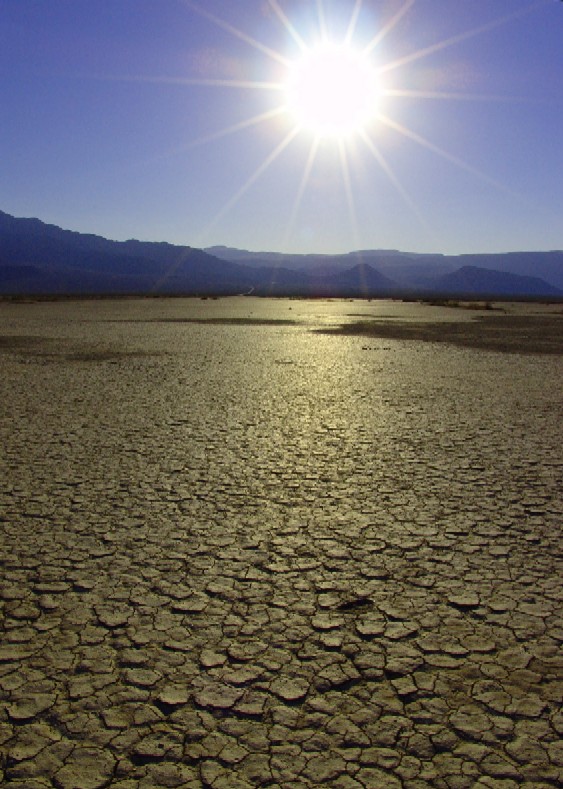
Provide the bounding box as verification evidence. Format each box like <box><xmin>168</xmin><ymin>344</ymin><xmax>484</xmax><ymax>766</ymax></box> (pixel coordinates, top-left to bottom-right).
<box><xmin>1</xmin><ymin>297</ymin><xmax>561</xmax><ymax>787</ymax></box>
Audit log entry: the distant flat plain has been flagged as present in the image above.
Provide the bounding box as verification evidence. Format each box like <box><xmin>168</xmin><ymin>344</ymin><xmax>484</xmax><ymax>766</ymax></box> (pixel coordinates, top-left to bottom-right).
<box><xmin>1</xmin><ymin>297</ymin><xmax>562</xmax><ymax>787</ymax></box>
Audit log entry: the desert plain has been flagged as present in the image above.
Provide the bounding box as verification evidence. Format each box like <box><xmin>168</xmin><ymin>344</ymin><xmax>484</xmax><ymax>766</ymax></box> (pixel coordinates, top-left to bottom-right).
<box><xmin>0</xmin><ymin>296</ymin><xmax>562</xmax><ymax>788</ymax></box>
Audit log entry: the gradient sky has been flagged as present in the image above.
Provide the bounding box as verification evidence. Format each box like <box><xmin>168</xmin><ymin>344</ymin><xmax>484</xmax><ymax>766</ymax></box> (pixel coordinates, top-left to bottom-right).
<box><xmin>1</xmin><ymin>0</ymin><xmax>562</xmax><ymax>255</ymax></box>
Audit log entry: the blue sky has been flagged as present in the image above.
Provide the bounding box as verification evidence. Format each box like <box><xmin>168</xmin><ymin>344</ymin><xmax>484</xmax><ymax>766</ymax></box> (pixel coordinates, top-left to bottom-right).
<box><xmin>1</xmin><ymin>0</ymin><xmax>562</xmax><ymax>254</ymax></box>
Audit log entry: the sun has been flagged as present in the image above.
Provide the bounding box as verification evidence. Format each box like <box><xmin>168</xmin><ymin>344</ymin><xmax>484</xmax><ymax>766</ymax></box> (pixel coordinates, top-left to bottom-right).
<box><xmin>177</xmin><ymin>0</ymin><xmax>527</xmax><ymax>246</ymax></box>
<box><xmin>284</xmin><ymin>43</ymin><xmax>381</xmax><ymax>138</ymax></box>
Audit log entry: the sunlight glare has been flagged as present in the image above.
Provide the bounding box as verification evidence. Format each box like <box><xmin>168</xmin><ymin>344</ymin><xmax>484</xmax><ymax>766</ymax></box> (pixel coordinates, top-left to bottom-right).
<box><xmin>285</xmin><ymin>43</ymin><xmax>380</xmax><ymax>138</ymax></box>
<box><xmin>175</xmin><ymin>0</ymin><xmax>532</xmax><ymax>248</ymax></box>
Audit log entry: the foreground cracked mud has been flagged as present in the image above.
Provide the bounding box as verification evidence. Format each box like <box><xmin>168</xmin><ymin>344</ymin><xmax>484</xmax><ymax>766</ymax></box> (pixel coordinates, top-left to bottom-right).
<box><xmin>1</xmin><ymin>298</ymin><xmax>562</xmax><ymax>788</ymax></box>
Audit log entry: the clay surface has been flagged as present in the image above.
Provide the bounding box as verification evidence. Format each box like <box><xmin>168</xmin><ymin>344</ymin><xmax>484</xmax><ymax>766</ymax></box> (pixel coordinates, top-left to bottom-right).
<box><xmin>1</xmin><ymin>297</ymin><xmax>561</xmax><ymax>787</ymax></box>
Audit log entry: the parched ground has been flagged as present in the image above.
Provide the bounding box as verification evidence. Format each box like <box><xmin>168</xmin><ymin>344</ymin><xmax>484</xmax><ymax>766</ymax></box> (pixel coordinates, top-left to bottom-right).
<box><xmin>0</xmin><ymin>298</ymin><xmax>561</xmax><ymax>788</ymax></box>
<box><xmin>320</xmin><ymin>304</ymin><xmax>563</xmax><ymax>355</ymax></box>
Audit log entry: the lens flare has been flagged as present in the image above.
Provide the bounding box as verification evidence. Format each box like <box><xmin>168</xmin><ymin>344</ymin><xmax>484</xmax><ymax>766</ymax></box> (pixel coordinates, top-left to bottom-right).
<box><xmin>285</xmin><ymin>43</ymin><xmax>380</xmax><ymax>138</ymax></box>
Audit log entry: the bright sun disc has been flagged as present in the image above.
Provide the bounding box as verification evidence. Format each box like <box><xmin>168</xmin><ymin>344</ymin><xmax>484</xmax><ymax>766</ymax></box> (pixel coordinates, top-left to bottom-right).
<box><xmin>285</xmin><ymin>43</ymin><xmax>380</xmax><ymax>138</ymax></box>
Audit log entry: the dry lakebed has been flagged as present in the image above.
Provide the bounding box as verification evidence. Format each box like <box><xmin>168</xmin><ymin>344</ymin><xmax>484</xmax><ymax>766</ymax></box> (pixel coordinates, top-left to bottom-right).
<box><xmin>0</xmin><ymin>297</ymin><xmax>562</xmax><ymax>788</ymax></box>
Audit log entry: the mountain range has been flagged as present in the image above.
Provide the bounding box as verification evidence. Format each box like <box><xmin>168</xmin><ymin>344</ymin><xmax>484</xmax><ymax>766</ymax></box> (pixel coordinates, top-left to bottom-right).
<box><xmin>1</xmin><ymin>210</ymin><xmax>561</xmax><ymax>298</ymax></box>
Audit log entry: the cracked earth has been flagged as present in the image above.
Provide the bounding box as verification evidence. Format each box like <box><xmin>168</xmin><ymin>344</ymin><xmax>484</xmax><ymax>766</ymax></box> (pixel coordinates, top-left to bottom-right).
<box><xmin>0</xmin><ymin>298</ymin><xmax>561</xmax><ymax>788</ymax></box>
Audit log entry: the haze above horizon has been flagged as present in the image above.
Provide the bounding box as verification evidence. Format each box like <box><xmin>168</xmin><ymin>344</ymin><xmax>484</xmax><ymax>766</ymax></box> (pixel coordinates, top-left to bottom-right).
<box><xmin>1</xmin><ymin>1</ymin><xmax>561</xmax><ymax>256</ymax></box>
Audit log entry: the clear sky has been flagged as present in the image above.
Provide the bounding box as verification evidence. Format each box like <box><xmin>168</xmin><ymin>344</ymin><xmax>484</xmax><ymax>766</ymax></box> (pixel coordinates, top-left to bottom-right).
<box><xmin>1</xmin><ymin>0</ymin><xmax>562</xmax><ymax>255</ymax></box>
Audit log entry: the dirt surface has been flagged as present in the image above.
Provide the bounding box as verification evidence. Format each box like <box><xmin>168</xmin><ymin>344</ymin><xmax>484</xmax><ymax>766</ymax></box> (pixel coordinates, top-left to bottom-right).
<box><xmin>321</xmin><ymin>307</ymin><xmax>563</xmax><ymax>355</ymax></box>
<box><xmin>1</xmin><ymin>298</ymin><xmax>562</xmax><ymax>788</ymax></box>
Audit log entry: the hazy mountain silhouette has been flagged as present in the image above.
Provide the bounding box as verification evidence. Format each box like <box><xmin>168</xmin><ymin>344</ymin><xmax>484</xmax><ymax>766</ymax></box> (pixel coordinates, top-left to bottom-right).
<box><xmin>208</xmin><ymin>246</ymin><xmax>563</xmax><ymax>293</ymax></box>
<box><xmin>0</xmin><ymin>210</ymin><xmax>253</xmax><ymax>295</ymax></box>
<box><xmin>429</xmin><ymin>265</ymin><xmax>562</xmax><ymax>298</ymax></box>
<box><xmin>1</xmin><ymin>210</ymin><xmax>561</xmax><ymax>298</ymax></box>
<box><xmin>318</xmin><ymin>263</ymin><xmax>399</xmax><ymax>296</ymax></box>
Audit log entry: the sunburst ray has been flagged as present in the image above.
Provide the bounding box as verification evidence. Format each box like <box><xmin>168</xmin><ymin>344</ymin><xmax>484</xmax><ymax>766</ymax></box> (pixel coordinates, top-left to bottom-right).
<box><xmin>196</xmin><ymin>127</ymin><xmax>301</xmax><ymax>244</ymax></box>
<box><xmin>378</xmin><ymin>0</ymin><xmax>551</xmax><ymax>74</ymax></box>
<box><xmin>338</xmin><ymin>142</ymin><xmax>361</xmax><ymax>250</ymax></box>
<box><xmin>106</xmin><ymin>73</ymin><xmax>284</xmax><ymax>91</ymax></box>
<box><xmin>345</xmin><ymin>0</ymin><xmax>364</xmax><ymax>46</ymax></box>
<box><xmin>363</xmin><ymin>0</ymin><xmax>416</xmax><ymax>55</ymax></box>
<box><xmin>379</xmin><ymin>114</ymin><xmax>522</xmax><ymax>198</ymax></box>
<box><xmin>284</xmin><ymin>138</ymin><xmax>321</xmax><ymax>246</ymax></box>
<box><xmin>267</xmin><ymin>0</ymin><xmax>308</xmax><ymax>51</ymax></box>
<box><xmin>384</xmin><ymin>89</ymin><xmax>530</xmax><ymax>104</ymax></box>
<box><xmin>182</xmin><ymin>107</ymin><xmax>288</xmax><ymax>152</ymax></box>
<box><xmin>316</xmin><ymin>0</ymin><xmax>328</xmax><ymax>41</ymax></box>
<box><xmin>358</xmin><ymin>130</ymin><xmax>433</xmax><ymax>236</ymax></box>
<box><xmin>180</xmin><ymin>0</ymin><xmax>290</xmax><ymax>67</ymax></box>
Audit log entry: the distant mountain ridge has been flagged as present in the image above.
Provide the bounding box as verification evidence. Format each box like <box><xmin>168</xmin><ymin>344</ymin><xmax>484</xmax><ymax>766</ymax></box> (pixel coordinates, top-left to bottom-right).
<box><xmin>430</xmin><ymin>265</ymin><xmax>560</xmax><ymax>298</ymax></box>
<box><xmin>1</xmin><ymin>210</ymin><xmax>561</xmax><ymax>298</ymax></box>
<box><xmin>207</xmin><ymin>245</ymin><xmax>563</xmax><ymax>293</ymax></box>
<box><xmin>0</xmin><ymin>210</ymin><xmax>253</xmax><ymax>295</ymax></box>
